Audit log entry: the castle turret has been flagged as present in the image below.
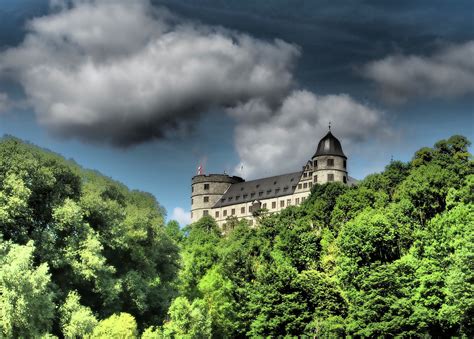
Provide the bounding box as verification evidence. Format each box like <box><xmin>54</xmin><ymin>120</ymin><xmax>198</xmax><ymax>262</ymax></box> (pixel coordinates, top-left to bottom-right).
<box><xmin>191</xmin><ymin>174</ymin><xmax>244</xmax><ymax>223</ymax></box>
<box><xmin>312</xmin><ymin>131</ymin><xmax>348</xmax><ymax>184</ymax></box>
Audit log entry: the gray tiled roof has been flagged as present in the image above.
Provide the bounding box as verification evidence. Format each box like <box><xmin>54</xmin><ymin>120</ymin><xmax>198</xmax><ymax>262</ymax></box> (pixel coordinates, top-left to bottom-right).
<box><xmin>213</xmin><ymin>171</ymin><xmax>303</xmax><ymax>208</ymax></box>
<box><xmin>347</xmin><ymin>176</ymin><xmax>359</xmax><ymax>186</ymax></box>
<box><xmin>313</xmin><ymin>131</ymin><xmax>346</xmax><ymax>158</ymax></box>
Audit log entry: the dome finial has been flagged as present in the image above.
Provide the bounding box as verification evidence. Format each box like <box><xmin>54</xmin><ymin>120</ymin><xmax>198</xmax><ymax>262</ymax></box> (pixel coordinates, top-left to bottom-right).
<box><xmin>328</xmin><ymin>121</ymin><xmax>331</xmax><ymax>131</ymax></box>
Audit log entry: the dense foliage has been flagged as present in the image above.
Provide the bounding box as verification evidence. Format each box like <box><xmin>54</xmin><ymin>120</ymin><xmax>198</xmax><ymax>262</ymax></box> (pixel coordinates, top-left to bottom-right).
<box><xmin>0</xmin><ymin>135</ymin><xmax>472</xmax><ymax>338</ymax></box>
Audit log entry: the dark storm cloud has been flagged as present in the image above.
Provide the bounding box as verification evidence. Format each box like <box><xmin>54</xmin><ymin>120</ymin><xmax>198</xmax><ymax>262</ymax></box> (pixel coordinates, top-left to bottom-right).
<box><xmin>153</xmin><ymin>0</ymin><xmax>474</xmax><ymax>91</ymax></box>
<box><xmin>0</xmin><ymin>0</ymin><xmax>299</xmax><ymax>147</ymax></box>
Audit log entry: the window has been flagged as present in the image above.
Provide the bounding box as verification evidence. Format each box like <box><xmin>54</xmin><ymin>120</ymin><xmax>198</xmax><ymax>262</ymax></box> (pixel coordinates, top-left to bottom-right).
<box><xmin>343</xmin><ymin>160</ymin><xmax>347</xmax><ymax>168</ymax></box>
<box><xmin>327</xmin><ymin>159</ymin><xmax>334</xmax><ymax>167</ymax></box>
<box><xmin>236</xmin><ymin>195</ymin><xmax>240</xmax><ymax>201</ymax></box>
<box><xmin>343</xmin><ymin>176</ymin><xmax>347</xmax><ymax>184</ymax></box>
<box><xmin>283</xmin><ymin>186</ymin><xmax>288</xmax><ymax>191</ymax></box>
<box><xmin>314</xmin><ymin>176</ymin><xmax>318</xmax><ymax>183</ymax></box>
<box><xmin>231</xmin><ymin>208</ymin><xmax>235</xmax><ymax>215</ymax></box>
<box><xmin>251</xmin><ymin>193</ymin><xmax>255</xmax><ymax>198</ymax></box>
<box><xmin>302</xmin><ymin>197</ymin><xmax>306</xmax><ymax>202</ymax></box>
<box><xmin>275</xmin><ymin>188</ymin><xmax>280</xmax><ymax>194</ymax></box>
<box><xmin>309</xmin><ymin>171</ymin><xmax>313</xmax><ymax>176</ymax></box>
<box><xmin>266</xmin><ymin>189</ymin><xmax>271</xmax><ymax>194</ymax></box>
<box><xmin>221</xmin><ymin>198</ymin><xmax>226</xmax><ymax>203</ymax></box>
<box><xmin>287</xmin><ymin>199</ymin><xmax>291</xmax><ymax>206</ymax></box>
<box><xmin>241</xmin><ymin>187</ymin><xmax>244</xmax><ymax>191</ymax></box>
<box><xmin>243</xmin><ymin>194</ymin><xmax>248</xmax><ymax>199</ymax></box>
<box><xmin>309</xmin><ymin>182</ymin><xmax>313</xmax><ymax>188</ymax></box>
<box><xmin>203</xmin><ymin>196</ymin><xmax>209</xmax><ymax>203</ymax></box>
<box><xmin>192</xmin><ymin>186</ymin><xmax>194</xmax><ymax>192</ymax></box>
<box><xmin>314</xmin><ymin>160</ymin><xmax>318</xmax><ymax>168</ymax></box>
<box><xmin>298</xmin><ymin>184</ymin><xmax>302</xmax><ymax>189</ymax></box>
<box><xmin>328</xmin><ymin>174</ymin><xmax>334</xmax><ymax>182</ymax></box>
<box><xmin>259</xmin><ymin>191</ymin><xmax>263</xmax><ymax>197</ymax></box>
<box><xmin>303</xmin><ymin>183</ymin><xmax>307</xmax><ymax>189</ymax></box>
<box><xmin>303</xmin><ymin>172</ymin><xmax>307</xmax><ymax>178</ymax></box>
<box><xmin>204</xmin><ymin>183</ymin><xmax>209</xmax><ymax>190</ymax></box>
<box><xmin>263</xmin><ymin>203</ymin><xmax>267</xmax><ymax>209</ymax></box>
<box><xmin>296</xmin><ymin>198</ymin><xmax>300</xmax><ymax>204</ymax></box>
<box><xmin>191</xmin><ymin>198</ymin><xmax>193</xmax><ymax>204</ymax></box>
<box><xmin>223</xmin><ymin>210</ymin><xmax>227</xmax><ymax>217</ymax></box>
<box><xmin>241</xmin><ymin>207</ymin><xmax>245</xmax><ymax>214</ymax></box>
<box><xmin>203</xmin><ymin>210</ymin><xmax>209</xmax><ymax>216</ymax></box>
<box><xmin>215</xmin><ymin>211</ymin><xmax>219</xmax><ymax>218</ymax></box>
<box><xmin>280</xmin><ymin>200</ymin><xmax>285</xmax><ymax>208</ymax></box>
<box><xmin>272</xmin><ymin>201</ymin><xmax>276</xmax><ymax>209</ymax></box>
<box><xmin>274</xmin><ymin>181</ymin><xmax>277</xmax><ymax>185</ymax></box>
<box><xmin>292</xmin><ymin>185</ymin><xmax>296</xmax><ymax>190</ymax></box>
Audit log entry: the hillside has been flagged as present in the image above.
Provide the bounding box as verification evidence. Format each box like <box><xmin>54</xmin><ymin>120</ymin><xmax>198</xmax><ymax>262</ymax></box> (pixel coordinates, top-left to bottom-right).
<box><xmin>0</xmin><ymin>135</ymin><xmax>472</xmax><ymax>338</ymax></box>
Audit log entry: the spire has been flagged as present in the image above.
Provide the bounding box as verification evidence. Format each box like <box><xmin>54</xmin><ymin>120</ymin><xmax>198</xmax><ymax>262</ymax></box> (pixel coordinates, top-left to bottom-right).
<box><xmin>328</xmin><ymin>121</ymin><xmax>331</xmax><ymax>131</ymax></box>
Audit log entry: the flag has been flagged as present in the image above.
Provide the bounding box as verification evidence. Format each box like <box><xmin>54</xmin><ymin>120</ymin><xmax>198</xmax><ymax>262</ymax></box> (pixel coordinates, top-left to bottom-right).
<box><xmin>197</xmin><ymin>165</ymin><xmax>202</xmax><ymax>175</ymax></box>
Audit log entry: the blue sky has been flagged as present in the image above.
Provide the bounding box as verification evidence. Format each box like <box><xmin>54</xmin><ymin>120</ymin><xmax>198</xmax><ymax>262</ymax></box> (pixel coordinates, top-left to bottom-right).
<box><xmin>0</xmin><ymin>0</ymin><xmax>473</xmax><ymax>225</ymax></box>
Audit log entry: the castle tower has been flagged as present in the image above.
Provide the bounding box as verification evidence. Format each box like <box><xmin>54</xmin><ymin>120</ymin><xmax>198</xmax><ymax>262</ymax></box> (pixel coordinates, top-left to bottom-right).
<box><xmin>191</xmin><ymin>174</ymin><xmax>244</xmax><ymax>223</ymax></box>
<box><xmin>312</xmin><ymin>130</ymin><xmax>348</xmax><ymax>184</ymax></box>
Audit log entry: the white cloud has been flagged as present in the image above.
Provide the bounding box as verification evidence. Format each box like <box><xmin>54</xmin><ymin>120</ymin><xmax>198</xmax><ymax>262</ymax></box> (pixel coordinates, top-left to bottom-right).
<box><xmin>363</xmin><ymin>41</ymin><xmax>474</xmax><ymax>103</ymax></box>
<box><xmin>0</xmin><ymin>0</ymin><xmax>299</xmax><ymax>146</ymax></box>
<box><xmin>171</xmin><ymin>207</ymin><xmax>191</xmax><ymax>226</ymax></box>
<box><xmin>229</xmin><ymin>90</ymin><xmax>389</xmax><ymax>179</ymax></box>
<box><xmin>0</xmin><ymin>93</ymin><xmax>10</xmax><ymax>112</ymax></box>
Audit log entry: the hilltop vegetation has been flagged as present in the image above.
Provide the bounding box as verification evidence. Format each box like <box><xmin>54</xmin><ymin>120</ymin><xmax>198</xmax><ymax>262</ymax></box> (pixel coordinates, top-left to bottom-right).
<box><xmin>0</xmin><ymin>135</ymin><xmax>472</xmax><ymax>338</ymax></box>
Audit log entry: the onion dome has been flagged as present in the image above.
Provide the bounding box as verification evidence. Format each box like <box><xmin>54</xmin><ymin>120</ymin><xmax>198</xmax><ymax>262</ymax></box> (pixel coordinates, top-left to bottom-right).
<box><xmin>313</xmin><ymin>131</ymin><xmax>346</xmax><ymax>158</ymax></box>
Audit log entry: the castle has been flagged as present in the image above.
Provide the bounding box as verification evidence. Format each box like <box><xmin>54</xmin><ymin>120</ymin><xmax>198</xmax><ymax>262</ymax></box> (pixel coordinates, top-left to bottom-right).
<box><xmin>191</xmin><ymin>130</ymin><xmax>357</xmax><ymax>227</ymax></box>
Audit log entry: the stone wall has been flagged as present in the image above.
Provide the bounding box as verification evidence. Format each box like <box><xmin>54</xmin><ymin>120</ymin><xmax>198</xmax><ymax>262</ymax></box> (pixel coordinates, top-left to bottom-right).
<box><xmin>312</xmin><ymin>155</ymin><xmax>347</xmax><ymax>184</ymax></box>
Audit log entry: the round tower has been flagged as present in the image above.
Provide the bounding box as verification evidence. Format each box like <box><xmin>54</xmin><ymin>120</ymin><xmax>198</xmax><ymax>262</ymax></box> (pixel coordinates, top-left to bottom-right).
<box><xmin>191</xmin><ymin>174</ymin><xmax>244</xmax><ymax>223</ymax></box>
<box><xmin>312</xmin><ymin>131</ymin><xmax>348</xmax><ymax>184</ymax></box>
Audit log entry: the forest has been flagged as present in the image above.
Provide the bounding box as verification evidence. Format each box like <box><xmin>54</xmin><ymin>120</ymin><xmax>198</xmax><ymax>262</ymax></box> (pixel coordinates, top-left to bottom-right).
<box><xmin>0</xmin><ymin>134</ymin><xmax>472</xmax><ymax>338</ymax></box>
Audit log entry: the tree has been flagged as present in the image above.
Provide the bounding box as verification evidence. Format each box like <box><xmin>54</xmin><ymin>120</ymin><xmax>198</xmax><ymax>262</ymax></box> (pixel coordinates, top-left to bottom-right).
<box><xmin>90</xmin><ymin>313</ymin><xmax>138</xmax><ymax>338</ymax></box>
<box><xmin>161</xmin><ymin>297</ymin><xmax>212</xmax><ymax>338</ymax></box>
<box><xmin>60</xmin><ymin>291</ymin><xmax>98</xmax><ymax>338</ymax></box>
<box><xmin>0</xmin><ymin>240</ymin><xmax>55</xmax><ymax>338</ymax></box>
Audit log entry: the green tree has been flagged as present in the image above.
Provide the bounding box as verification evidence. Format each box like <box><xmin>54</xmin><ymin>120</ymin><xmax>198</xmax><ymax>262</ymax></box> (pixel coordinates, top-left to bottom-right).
<box><xmin>0</xmin><ymin>240</ymin><xmax>55</xmax><ymax>338</ymax></box>
<box><xmin>90</xmin><ymin>313</ymin><xmax>138</xmax><ymax>338</ymax></box>
<box><xmin>60</xmin><ymin>291</ymin><xmax>98</xmax><ymax>338</ymax></box>
<box><xmin>162</xmin><ymin>297</ymin><xmax>212</xmax><ymax>338</ymax></box>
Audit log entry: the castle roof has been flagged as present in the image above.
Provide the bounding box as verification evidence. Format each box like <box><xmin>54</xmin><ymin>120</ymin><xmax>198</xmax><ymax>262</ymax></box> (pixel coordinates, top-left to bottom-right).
<box><xmin>213</xmin><ymin>171</ymin><xmax>303</xmax><ymax>208</ymax></box>
<box><xmin>313</xmin><ymin>131</ymin><xmax>346</xmax><ymax>158</ymax></box>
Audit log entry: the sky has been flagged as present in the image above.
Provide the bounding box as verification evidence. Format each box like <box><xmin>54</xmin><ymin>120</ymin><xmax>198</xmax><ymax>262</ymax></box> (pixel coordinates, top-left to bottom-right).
<box><xmin>0</xmin><ymin>0</ymin><xmax>473</xmax><ymax>226</ymax></box>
